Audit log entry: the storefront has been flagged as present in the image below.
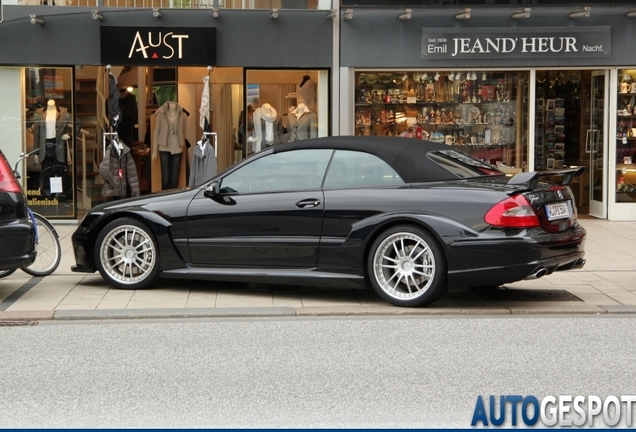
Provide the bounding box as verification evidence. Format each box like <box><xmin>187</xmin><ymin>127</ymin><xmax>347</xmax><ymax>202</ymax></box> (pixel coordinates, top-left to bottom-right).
<box><xmin>0</xmin><ymin>6</ymin><xmax>333</xmax><ymax>219</ymax></box>
<box><xmin>339</xmin><ymin>5</ymin><xmax>636</xmax><ymax>220</ymax></box>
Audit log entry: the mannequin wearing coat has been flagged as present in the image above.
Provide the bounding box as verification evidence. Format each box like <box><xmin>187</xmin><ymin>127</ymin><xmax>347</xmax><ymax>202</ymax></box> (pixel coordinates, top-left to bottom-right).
<box><xmin>287</xmin><ymin>103</ymin><xmax>318</xmax><ymax>142</ymax></box>
<box><xmin>153</xmin><ymin>101</ymin><xmax>187</xmax><ymax>190</ymax></box>
<box><xmin>33</xmin><ymin>100</ymin><xmax>71</xmax><ymax>165</ymax></box>
<box><xmin>252</xmin><ymin>103</ymin><xmax>283</xmax><ymax>152</ymax></box>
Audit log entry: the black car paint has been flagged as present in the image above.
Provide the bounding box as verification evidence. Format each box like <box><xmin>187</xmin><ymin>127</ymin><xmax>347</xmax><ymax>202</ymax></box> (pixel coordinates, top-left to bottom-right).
<box><xmin>0</xmin><ymin>191</ymin><xmax>36</xmax><ymax>269</ymax></box>
<box><xmin>72</xmin><ymin>140</ymin><xmax>586</xmax><ymax>291</ymax></box>
<box><xmin>73</xmin><ymin>180</ymin><xmax>584</xmax><ymax>288</ymax></box>
<box><xmin>0</xmin><ymin>149</ymin><xmax>36</xmax><ymax>271</ymax></box>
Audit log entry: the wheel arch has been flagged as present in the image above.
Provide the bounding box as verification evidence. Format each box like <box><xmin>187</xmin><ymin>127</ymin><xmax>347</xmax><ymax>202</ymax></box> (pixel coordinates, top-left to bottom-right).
<box><xmin>86</xmin><ymin>209</ymin><xmax>185</xmax><ymax>271</ymax></box>
<box><xmin>356</xmin><ymin>213</ymin><xmax>478</xmax><ymax>282</ymax></box>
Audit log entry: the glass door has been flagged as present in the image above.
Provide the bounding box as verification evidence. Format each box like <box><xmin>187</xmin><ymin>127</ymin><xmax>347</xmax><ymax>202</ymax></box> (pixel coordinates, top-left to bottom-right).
<box><xmin>589</xmin><ymin>71</ymin><xmax>608</xmax><ymax>218</ymax></box>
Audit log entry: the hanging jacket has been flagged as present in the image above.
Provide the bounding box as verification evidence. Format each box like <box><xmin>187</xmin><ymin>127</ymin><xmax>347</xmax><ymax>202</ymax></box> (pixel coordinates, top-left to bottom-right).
<box><xmin>109</xmin><ymin>72</ymin><xmax>121</xmax><ymax>129</ymax></box>
<box><xmin>199</xmin><ymin>76</ymin><xmax>210</xmax><ymax>132</ymax></box>
<box><xmin>189</xmin><ymin>139</ymin><xmax>217</xmax><ymax>187</ymax></box>
<box><xmin>99</xmin><ymin>140</ymin><xmax>140</xmax><ymax>198</ymax></box>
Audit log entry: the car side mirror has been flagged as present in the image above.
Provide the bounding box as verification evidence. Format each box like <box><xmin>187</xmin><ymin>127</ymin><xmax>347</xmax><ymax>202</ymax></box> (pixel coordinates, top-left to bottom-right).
<box><xmin>204</xmin><ymin>180</ymin><xmax>220</xmax><ymax>197</ymax></box>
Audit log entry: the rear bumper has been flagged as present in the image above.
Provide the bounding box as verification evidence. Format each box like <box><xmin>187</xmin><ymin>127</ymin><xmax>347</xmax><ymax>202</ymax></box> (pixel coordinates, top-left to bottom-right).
<box><xmin>446</xmin><ymin>226</ymin><xmax>586</xmax><ymax>288</ymax></box>
<box><xmin>0</xmin><ymin>220</ymin><xmax>36</xmax><ymax>271</ymax></box>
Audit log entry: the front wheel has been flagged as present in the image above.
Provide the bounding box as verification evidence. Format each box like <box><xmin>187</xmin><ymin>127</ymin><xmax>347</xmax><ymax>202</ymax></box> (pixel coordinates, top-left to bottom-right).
<box><xmin>22</xmin><ymin>212</ymin><xmax>62</xmax><ymax>277</ymax></box>
<box><xmin>367</xmin><ymin>225</ymin><xmax>447</xmax><ymax>307</ymax></box>
<box><xmin>94</xmin><ymin>217</ymin><xmax>159</xmax><ymax>289</ymax></box>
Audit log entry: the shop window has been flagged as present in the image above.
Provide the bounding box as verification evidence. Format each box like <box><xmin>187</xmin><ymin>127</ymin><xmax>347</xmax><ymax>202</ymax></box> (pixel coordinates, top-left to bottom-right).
<box><xmin>617</xmin><ymin>69</ymin><xmax>636</xmax><ymax>203</ymax></box>
<box><xmin>353</xmin><ymin>70</ymin><xmax>528</xmax><ymax>172</ymax></box>
<box><xmin>24</xmin><ymin>67</ymin><xmax>78</xmax><ymax>218</ymax></box>
<box><xmin>240</xmin><ymin>69</ymin><xmax>329</xmax><ymax>162</ymax></box>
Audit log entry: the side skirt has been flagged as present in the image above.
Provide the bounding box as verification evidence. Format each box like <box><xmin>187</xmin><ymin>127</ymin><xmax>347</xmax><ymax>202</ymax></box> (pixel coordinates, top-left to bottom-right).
<box><xmin>160</xmin><ymin>266</ymin><xmax>366</xmax><ymax>288</ymax></box>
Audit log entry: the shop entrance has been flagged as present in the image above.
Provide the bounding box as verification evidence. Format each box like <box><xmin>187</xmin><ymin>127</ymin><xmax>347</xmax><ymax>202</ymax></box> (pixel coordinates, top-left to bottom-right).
<box><xmin>534</xmin><ymin>69</ymin><xmax>608</xmax><ymax>217</ymax></box>
<box><xmin>589</xmin><ymin>71</ymin><xmax>608</xmax><ymax>218</ymax></box>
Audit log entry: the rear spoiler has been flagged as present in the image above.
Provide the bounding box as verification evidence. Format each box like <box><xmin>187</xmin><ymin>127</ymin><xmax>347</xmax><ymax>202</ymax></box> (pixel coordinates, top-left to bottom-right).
<box><xmin>506</xmin><ymin>166</ymin><xmax>586</xmax><ymax>190</ymax></box>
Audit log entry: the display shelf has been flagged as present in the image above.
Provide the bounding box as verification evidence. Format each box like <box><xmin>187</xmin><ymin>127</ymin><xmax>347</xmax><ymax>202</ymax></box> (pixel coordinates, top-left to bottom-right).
<box><xmin>354</xmin><ymin>70</ymin><xmax>526</xmax><ymax>168</ymax></box>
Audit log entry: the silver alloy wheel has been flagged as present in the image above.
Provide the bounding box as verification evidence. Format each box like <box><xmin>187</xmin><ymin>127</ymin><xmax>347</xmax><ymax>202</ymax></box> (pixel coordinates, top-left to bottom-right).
<box><xmin>99</xmin><ymin>224</ymin><xmax>157</xmax><ymax>286</ymax></box>
<box><xmin>372</xmin><ymin>232</ymin><xmax>435</xmax><ymax>301</ymax></box>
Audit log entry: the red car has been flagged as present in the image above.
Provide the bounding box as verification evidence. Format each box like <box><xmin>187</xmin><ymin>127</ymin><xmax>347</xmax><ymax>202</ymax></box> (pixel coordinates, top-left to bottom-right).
<box><xmin>0</xmin><ymin>149</ymin><xmax>36</xmax><ymax>273</ymax></box>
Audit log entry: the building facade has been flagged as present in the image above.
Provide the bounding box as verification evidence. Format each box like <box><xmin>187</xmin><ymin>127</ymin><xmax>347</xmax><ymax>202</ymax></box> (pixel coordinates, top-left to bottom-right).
<box><xmin>0</xmin><ymin>2</ymin><xmax>334</xmax><ymax>218</ymax></box>
<box><xmin>2</xmin><ymin>1</ymin><xmax>636</xmax><ymax>220</ymax></box>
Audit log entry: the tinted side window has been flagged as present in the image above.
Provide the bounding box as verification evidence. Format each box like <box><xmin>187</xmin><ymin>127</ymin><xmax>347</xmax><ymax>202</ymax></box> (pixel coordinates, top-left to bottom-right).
<box><xmin>324</xmin><ymin>150</ymin><xmax>404</xmax><ymax>188</ymax></box>
<box><xmin>220</xmin><ymin>149</ymin><xmax>333</xmax><ymax>194</ymax></box>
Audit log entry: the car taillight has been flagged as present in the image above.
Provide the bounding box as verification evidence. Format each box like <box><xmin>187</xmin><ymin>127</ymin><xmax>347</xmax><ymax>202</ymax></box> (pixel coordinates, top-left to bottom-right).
<box><xmin>0</xmin><ymin>155</ymin><xmax>21</xmax><ymax>193</ymax></box>
<box><xmin>484</xmin><ymin>194</ymin><xmax>540</xmax><ymax>228</ymax></box>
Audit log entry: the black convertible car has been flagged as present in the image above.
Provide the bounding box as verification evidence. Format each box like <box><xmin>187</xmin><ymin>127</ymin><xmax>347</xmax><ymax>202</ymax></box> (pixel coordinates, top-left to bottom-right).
<box><xmin>71</xmin><ymin>136</ymin><xmax>586</xmax><ymax>307</ymax></box>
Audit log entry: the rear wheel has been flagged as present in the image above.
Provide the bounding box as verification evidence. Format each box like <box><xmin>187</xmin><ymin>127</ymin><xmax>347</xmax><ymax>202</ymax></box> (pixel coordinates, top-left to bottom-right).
<box><xmin>22</xmin><ymin>213</ymin><xmax>61</xmax><ymax>277</ymax></box>
<box><xmin>94</xmin><ymin>218</ymin><xmax>159</xmax><ymax>290</ymax></box>
<box><xmin>367</xmin><ymin>225</ymin><xmax>447</xmax><ymax>307</ymax></box>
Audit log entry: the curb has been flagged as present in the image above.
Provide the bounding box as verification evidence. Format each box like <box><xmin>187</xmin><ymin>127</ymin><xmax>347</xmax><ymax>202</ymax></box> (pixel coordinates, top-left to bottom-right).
<box><xmin>3</xmin><ymin>304</ymin><xmax>636</xmax><ymax>322</ymax></box>
<box><xmin>51</xmin><ymin>307</ymin><xmax>297</xmax><ymax>320</ymax></box>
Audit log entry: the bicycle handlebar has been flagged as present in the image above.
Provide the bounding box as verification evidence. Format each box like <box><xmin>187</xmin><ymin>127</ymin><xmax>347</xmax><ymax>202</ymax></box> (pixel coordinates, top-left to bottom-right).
<box><xmin>13</xmin><ymin>148</ymin><xmax>40</xmax><ymax>177</ymax></box>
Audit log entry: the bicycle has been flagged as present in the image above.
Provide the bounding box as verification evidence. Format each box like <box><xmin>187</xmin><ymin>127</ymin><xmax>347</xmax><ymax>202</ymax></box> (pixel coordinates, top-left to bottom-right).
<box><xmin>0</xmin><ymin>148</ymin><xmax>62</xmax><ymax>278</ymax></box>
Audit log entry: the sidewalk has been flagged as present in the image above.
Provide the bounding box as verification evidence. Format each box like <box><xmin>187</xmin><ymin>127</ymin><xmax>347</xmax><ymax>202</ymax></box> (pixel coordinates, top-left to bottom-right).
<box><xmin>1</xmin><ymin>218</ymin><xmax>635</xmax><ymax>321</ymax></box>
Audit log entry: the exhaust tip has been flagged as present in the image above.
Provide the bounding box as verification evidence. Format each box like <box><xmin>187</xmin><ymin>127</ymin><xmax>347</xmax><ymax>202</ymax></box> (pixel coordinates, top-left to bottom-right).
<box><xmin>573</xmin><ymin>258</ymin><xmax>586</xmax><ymax>269</ymax></box>
<box><xmin>525</xmin><ymin>268</ymin><xmax>548</xmax><ymax>280</ymax></box>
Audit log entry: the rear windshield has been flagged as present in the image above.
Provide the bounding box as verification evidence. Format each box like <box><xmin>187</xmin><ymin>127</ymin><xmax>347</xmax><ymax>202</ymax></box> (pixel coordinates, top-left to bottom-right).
<box><xmin>427</xmin><ymin>150</ymin><xmax>504</xmax><ymax>178</ymax></box>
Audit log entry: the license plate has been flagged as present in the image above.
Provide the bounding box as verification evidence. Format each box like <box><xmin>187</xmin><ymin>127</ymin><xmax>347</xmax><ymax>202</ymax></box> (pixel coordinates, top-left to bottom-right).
<box><xmin>545</xmin><ymin>202</ymin><xmax>570</xmax><ymax>221</ymax></box>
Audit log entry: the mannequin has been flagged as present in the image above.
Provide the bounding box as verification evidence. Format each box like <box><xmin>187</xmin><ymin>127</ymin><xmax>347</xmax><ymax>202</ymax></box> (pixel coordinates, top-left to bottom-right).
<box><xmin>33</xmin><ymin>100</ymin><xmax>71</xmax><ymax>165</ymax></box>
<box><xmin>32</xmin><ymin>99</ymin><xmax>76</xmax><ymax>201</ymax></box>
<box><xmin>287</xmin><ymin>103</ymin><xmax>318</xmax><ymax>142</ymax></box>
<box><xmin>297</xmin><ymin>74</ymin><xmax>316</xmax><ymax>112</ymax></box>
<box><xmin>252</xmin><ymin>103</ymin><xmax>283</xmax><ymax>151</ymax></box>
<box><xmin>153</xmin><ymin>101</ymin><xmax>187</xmax><ymax>190</ymax></box>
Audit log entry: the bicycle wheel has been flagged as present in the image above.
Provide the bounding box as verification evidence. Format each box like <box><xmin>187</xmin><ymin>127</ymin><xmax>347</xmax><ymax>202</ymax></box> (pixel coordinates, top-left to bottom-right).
<box><xmin>0</xmin><ymin>269</ymin><xmax>17</xmax><ymax>278</ymax></box>
<box><xmin>22</xmin><ymin>212</ymin><xmax>62</xmax><ymax>277</ymax></box>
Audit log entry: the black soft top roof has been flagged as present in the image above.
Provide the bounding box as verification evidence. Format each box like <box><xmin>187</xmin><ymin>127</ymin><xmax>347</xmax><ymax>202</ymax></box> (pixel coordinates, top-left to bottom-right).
<box><xmin>272</xmin><ymin>136</ymin><xmax>463</xmax><ymax>183</ymax></box>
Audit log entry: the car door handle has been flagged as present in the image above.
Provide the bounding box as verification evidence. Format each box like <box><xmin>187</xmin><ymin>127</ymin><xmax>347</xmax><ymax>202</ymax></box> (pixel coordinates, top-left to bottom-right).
<box><xmin>296</xmin><ymin>199</ymin><xmax>321</xmax><ymax>208</ymax></box>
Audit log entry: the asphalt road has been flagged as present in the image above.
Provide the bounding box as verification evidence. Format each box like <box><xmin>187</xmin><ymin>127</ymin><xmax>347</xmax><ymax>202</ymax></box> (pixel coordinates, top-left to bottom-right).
<box><xmin>1</xmin><ymin>315</ymin><xmax>635</xmax><ymax>428</ymax></box>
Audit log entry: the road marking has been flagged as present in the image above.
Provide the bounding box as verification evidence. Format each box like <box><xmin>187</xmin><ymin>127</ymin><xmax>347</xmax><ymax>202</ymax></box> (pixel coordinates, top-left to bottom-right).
<box><xmin>0</xmin><ymin>277</ymin><xmax>43</xmax><ymax>311</ymax></box>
